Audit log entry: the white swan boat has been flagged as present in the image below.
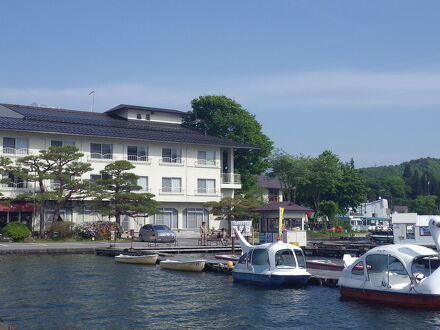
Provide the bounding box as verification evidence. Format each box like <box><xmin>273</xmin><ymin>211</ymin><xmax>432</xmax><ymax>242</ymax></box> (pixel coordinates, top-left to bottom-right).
<box><xmin>114</xmin><ymin>254</ymin><xmax>158</xmax><ymax>265</ymax></box>
<box><xmin>338</xmin><ymin>218</ymin><xmax>440</xmax><ymax>308</ymax></box>
<box><xmin>160</xmin><ymin>259</ymin><xmax>206</xmax><ymax>272</ymax></box>
<box><xmin>232</xmin><ymin>228</ymin><xmax>310</xmax><ymax>286</ymax></box>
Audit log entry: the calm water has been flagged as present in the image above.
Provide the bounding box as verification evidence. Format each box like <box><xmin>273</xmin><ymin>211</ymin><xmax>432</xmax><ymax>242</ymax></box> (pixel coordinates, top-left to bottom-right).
<box><xmin>1</xmin><ymin>255</ymin><xmax>440</xmax><ymax>329</ymax></box>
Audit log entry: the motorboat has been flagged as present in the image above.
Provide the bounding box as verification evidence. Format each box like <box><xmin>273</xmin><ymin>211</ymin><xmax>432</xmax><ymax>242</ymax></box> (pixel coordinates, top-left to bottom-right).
<box><xmin>114</xmin><ymin>254</ymin><xmax>158</xmax><ymax>265</ymax></box>
<box><xmin>232</xmin><ymin>228</ymin><xmax>311</xmax><ymax>286</ymax></box>
<box><xmin>160</xmin><ymin>259</ymin><xmax>206</xmax><ymax>272</ymax></box>
<box><xmin>338</xmin><ymin>218</ymin><xmax>440</xmax><ymax>308</ymax></box>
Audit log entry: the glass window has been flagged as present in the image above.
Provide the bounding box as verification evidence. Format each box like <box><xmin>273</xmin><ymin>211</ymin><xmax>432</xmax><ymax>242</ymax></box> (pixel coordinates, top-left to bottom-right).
<box><xmin>162</xmin><ymin>177</ymin><xmax>181</xmax><ymax>193</ymax></box>
<box><xmin>294</xmin><ymin>250</ymin><xmax>306</xmax><ymax>268</ymax></box>
<box><xmin>90</xmin><ymin>174</ymin><xmax>102</xmax><ymax>183</ymax></box>
<box><xmin>51</xmin><ymin>140</ymin><xmax>75</xmax><ymax>147</ymax></box>
<box><xmin>137</xmin><ymin>176</ymin><xmax>148</xmax><ymax>191</ymax></box>
<box><xmin>275</xmin><ymin>249</ymin><xmax>296</xmax><ymax>267</ymax></box>
<box><xmin>251</xmin><ymin>249</ymin><xmax>270</xmax><ymax>267</ymax></box>
<box><xmin>197</xmin><ymin>179</ymin><xmax>216</xmax><ymax>194</ymax></box>
<box><xmin>162</xmin><ymin>148</ymin><xmax>182</xmax><ymax>163</ymax></box>
<box><xmin>351</xmin><ymin>261</ymin><xmax>365</xmax><ymax>276</ymax></box>
<box><xmin>366</xmin><ymin>254</ymin><xmax>410</xmax><ymax>288</ymax></box>
<box><xmin>406</xmin><ymin>224</ymin><xmax>415</xmax><ymax>239</ymax></box>
<box><xmin>3</xmin><ymin>137</ymin><xmax>28</xmax><ymax>154</ymax></box>
<box><xmin>197</xmin><ymin>151</ymin><xmax>216</xmax><ymax>165</ymax></box>
<box><xmin>238</xmin><ymin>252</ymin><xmax>248</xmax><ymax>264</ymax></box>
<box><xmin>145</xmin><ymin>114</ymin><xmax>150</xmax><ymax>120</ymax></box>
<box><xmin>90</xmin><ymin>143</ymin><xmax>113</xmax><ymax>159</ymax></box>
<box><xmin>127</xmin><ymin>146</ymin><xmax>148</xmax><ymax>161</ymax></box>
<box><xmin>136</xmin><ymin>113</ymin><xmax>142</xmax><ymax>119</ymax></box>
<box><xmin>411</xmin><ymin>255</ymin><xmax>437</xmax><ymax>279</ymax></box>
<box><xmin>182</xmin><ymin>208</ymin><xmax>209</xmax><ymax>228</ymax></box>
<box><xmin>153</xmin><ymin>208</ymin><xmax>178</xmax><ymax>228</ymax></box>
<box><xmin>420</xmin><ymin>227</ymin><xmax>431</xmax><ymax>236</ymax></box>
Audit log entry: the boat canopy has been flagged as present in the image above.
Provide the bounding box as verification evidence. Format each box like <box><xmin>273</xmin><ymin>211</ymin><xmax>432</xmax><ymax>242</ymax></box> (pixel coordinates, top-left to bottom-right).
<box><xmin>363</xmin><ymin>244</ymin><xmax>436</xmax><ymax>266</ymax></box>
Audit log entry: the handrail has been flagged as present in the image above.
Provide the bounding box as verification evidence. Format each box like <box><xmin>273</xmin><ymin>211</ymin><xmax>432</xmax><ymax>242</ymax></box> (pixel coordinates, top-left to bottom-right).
<box><xmin>89</xmin><ymin>153</ymin><xmax>113</xmax><ymax>160</ymax></box>
<box><xmin>196</xmin><ymin>159</ymin><xmax>218</xmax><ymax>166</ymax></box>
<box><xmin>221</xmin><ymin>173</ymin><xmax>241</xmax><ymax>184</ymax></box>
<box><xmin>2</xmin><ymin>147</ymin><xmax>29</xmax><ymax>155</ymax></box>
<box><xmin>127</xmin><ymin>154</ymin><xmax>149</xmax><ymax>162</ymax></box>
<box><xmin>160</xmin><ymin>157</ymin><xmax>183</xmax><ymax>164</ymax></box>
<box><xmin>2</xmin><ymin>182</ymin><xmax>30</xmax><ymax>189</ymax></box>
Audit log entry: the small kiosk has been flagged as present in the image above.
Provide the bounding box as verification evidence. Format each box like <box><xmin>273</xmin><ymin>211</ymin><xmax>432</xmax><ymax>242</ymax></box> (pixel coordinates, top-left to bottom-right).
<box><xmin>251</xmin><ymin>201</ymin><xmax>312</xmax><ymax>247</ymax></box>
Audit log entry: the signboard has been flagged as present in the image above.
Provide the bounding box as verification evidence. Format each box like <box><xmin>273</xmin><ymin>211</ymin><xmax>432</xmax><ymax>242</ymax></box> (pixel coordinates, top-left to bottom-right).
<box><xmin>231</xmin><ymin>220</ymin><xmax>252</xmax><ymax>237</ymax></box>
<box><xmin>259</xmin><ymin>232</ymin><xmax>266</xmax><ymax>244</ymax></box>
<box><xmin>279</xmin><ymin>207</ymin><xmax>284</xmax><ymax>236</ymax></box>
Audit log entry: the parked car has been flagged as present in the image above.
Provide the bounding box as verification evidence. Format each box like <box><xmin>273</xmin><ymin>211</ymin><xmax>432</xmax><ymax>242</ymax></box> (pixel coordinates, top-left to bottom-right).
<box><xmin>139</xmin><ymin>224</ymin><xmax>176</xmax><ymax>243</ymax></box>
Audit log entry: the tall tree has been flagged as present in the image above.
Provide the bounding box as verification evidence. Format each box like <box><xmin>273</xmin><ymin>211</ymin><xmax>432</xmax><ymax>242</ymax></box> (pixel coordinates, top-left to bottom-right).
<box><xmin>94</xmin><ymin>160</ymin><xmax>159</xmax><ymax>225</ymax></box>
<box><xmin>183</xmin><ymin>95</ymin><xmax>273</xmax><ymax>191</ymax></box>
<box><xmin>409</xmin><ymin>195</ymin><xmax>438</xmax><ymax>214</ymax></box>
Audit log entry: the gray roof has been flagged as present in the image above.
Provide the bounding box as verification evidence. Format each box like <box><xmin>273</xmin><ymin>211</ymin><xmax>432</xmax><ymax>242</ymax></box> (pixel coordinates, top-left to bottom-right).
<box><xmin>106</xmin><ymin>104</ymin><xmax>188</xmax><ymax>116</ymax></box>
<box><xmin>0</xmin><ymin>103</ymin><xmax>256</xmax><ymax>149</ymax></box>
<box><xmin>256</xmin><ymin>175</ymin><xmax>282</xmax><ymax>189</ymax></box>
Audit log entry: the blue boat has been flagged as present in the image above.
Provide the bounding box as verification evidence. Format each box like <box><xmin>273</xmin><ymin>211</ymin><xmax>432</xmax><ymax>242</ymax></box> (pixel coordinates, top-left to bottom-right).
<box><xmin>231</xmin><ymin>229</ymin><xmax>311</xmax><ymax>286</ymax></box>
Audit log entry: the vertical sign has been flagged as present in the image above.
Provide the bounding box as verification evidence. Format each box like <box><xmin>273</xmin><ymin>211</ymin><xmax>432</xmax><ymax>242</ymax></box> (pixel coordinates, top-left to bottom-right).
<box><xmin>279</xmin><ymin>207</ymin><xmax>284</xmax><ymax>236</ymax></box>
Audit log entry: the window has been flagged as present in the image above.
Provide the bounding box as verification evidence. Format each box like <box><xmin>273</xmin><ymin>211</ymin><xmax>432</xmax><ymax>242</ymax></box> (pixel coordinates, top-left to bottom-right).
<box><xmin>183</xmin><ymin>208</ymin><xmax>209</xmax><ymax>228</ymax></box>
<box><xmin>420</xmin><ymin>227</ymin><xmax>431</xmax><ymax>236</ymax></box>
<box><xmin>294</xmin><ymin>250</ymin><xmax>306</xmax><ymax>268</ymax></box>
<box><xmin>51</xmin><ymin>140</ymin><xmax>75</xmax><ymax>147</ymax></box>
<box><xmin>351</xmin><ymin>261</ymin><xmax>365</xmax><ymax>276</ymax></box>
<box><xmin>51</xmin><ymin>179</ymin><xmax>61</xmax><ymax>189</ymax></box>
<box><xmin>127</xmin><ymin>146</ymin><xmax>148</xmax><ymax>161</ymax></box>
<box><xmin>275</xmin><ymin>249</ymin><xmax>296</xmax><ymax>267</ymax></box>
<box><xmin>4</xmin><ymin>173</ymin><xmax>25</xmax><ymax>188</ymax></box>
<box><xmin>90</xmin><ymin>143</ymin><xmax>113</xmax><ymax>159</ymax></box>
<box><xmin>251</xmin><ymin>249</ymin><xmax>270</xmax><ymax>271</ymax></box>
<box><xmin>197</xmin><ymin>150</ymin><xmax>216</xmax><ymax>165</ymax></box>
<box><xmin>152</xmin><ymin>208</ymin><xmax>178</xmax><ymax>228</ymax></box>
<box><xmin>90</xmin><ymin>174</ymin><xmax>111</xmax><ymax>183</ymax></box>
<box><xmin>136</xmin><ymin>113</ymin><xmax>142</xmax><ymax>119</ymax></box>
<box><xmin>162</xmin><ymin>177</ymin><xmax>182</xmax><ymax>193</ymax></box>
<box><xmin>162</xmin><ymin>148</ymin><xmax>182</xmax><ymax>163</ymax></box>
<box><xmin>406</xmin><ymin>224</ymin><xmax>415</xmax><ymax>239</ymax></box>
<box><xmin>197</xmin><ymin>179</ymin><xmax>216</xmax><ymax>194</ymax></box>
<box><xmin>238</xmin><ymin>252</ymin><xmax>248</xmax><ymax>264</ymax></box>
<box><xmin>137</xmin><ymin>176</ymin><xmax>148</xmax><ymax>191</ymax></box>
<box><xmin>3</xmin><ymin>137</ymin><xmax>28</xmax><ymax>155</ymax></box>
<box><xmin>268</xmin><ymin>188</ymin><xmax>280</xmax><ymax>202</ymax></box>
<box><xmin>145</xmin><ymin>114</ymin><xmax>150</xmax><ymax>120</ymax></box>
<box><xmin>366</xmin><ymin>254</ymin><xmax>410</xmax><ymax>288</ymax></box>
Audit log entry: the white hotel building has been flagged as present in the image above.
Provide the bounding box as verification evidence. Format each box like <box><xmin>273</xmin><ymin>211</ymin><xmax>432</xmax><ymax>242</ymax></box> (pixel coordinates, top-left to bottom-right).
<box><xmin>0</xmin><ymin>103</ymin><xmax>254</xmax><ymax>236</ymax></box>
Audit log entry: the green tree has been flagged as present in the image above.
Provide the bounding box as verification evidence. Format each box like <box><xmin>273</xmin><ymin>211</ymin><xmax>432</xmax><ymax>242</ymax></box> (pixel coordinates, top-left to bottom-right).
<box><xmin>337</xmin><ymin>162</ymin><xmax>366</xmax><ymax>212</ymax></box>
<box><xmin>204</xmin><ymin>194</ymin><xmax>263</xmax><ymax>253</ymax></box>
<box><xmin>94</xmin><ymin>160</ymin><xmax>159</xmax><ymax>225</ymax></box>
<box><xmin>268</xmin><ymin>149</ymin><xmax>311</xmax><ymax>203</ymax></box>
<box><xmin>409</xmin><ymin>195</ymin><xmax>438</xmax><ymax>214</ymax></box>
<box><xmin>183</xmin><ymin>95</ymin><xmax>273</xmax><ymax>191</ymax></box>
<box><xmin>318</xmin><ymin>200</ymin><xmax>340</xmax><ymax>219</ymax></box>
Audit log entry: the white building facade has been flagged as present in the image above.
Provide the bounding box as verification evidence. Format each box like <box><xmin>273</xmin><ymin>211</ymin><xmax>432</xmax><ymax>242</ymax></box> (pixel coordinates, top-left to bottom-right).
<box><xmin>0</xmin><ymin>103</ymin><xmax>251</xmax><ymax>236</ymax></box>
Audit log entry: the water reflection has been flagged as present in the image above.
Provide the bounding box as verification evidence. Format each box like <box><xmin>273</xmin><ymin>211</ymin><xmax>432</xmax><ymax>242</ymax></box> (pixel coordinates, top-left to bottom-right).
<box><xmin>0</xmin><ymin>255</ymin><xmax>440</xmax><ymax>329</ymax></box>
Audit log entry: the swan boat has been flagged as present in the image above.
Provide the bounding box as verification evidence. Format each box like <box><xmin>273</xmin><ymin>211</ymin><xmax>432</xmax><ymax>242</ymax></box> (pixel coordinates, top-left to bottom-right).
<box><xmin>232</xmin><ymin>228</ymin><xmax>311</xmax><ymax>286</ymax></box>
<box><xmin>114</xmin><ymin>254</ymin><xmax>158</xmax><ymax>265</ymax></box>
<box><xmin>159</xmin><ymin>259</ymin><xmax>206</xmax><ymax>272</ymax></box>
<box><xmin>338</xmin><ymin>218</ymin><xmax>440</xmax><ymax>308</ymax></box>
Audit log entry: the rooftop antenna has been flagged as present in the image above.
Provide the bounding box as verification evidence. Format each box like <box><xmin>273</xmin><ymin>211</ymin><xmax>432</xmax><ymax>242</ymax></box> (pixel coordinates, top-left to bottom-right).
<box><xmin>89</xmin><ymin>90</ymin><xmax>95</xmax><ymax>112</ymax></box>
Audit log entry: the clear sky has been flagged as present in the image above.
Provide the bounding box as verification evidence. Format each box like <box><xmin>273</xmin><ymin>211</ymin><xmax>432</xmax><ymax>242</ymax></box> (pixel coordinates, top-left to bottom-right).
<box><xmin>1</xmin><ymin>0</ymin><xmax>440</xmax><ymax>168</ymax></box>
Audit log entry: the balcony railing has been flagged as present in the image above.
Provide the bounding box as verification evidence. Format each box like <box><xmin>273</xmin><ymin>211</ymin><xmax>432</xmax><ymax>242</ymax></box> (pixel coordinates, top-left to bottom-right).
<box><xmin>195</xmin><ymin>188</ymin><xmax>218</xmax><ymax>195</ymax></box>
<box><xmin>221</xmin><ymin>173</ymin><xmax>241</xmax><ymax>184</ymax></box>
<box><xmin>159</xmin><ymin>157</ymin><xmax>184</xmax><ymax>165</ymax></box>
<box><xmin>89</xmin><ymin>153</ymin><xmax>113</xmax><ymax>160</ymax></box>
<box><xmin>195</xmin><ymin>159</ymin><xmax>218</xmax><ymax>167</ymax></box>
<box><xmin>159</xmin><ymin>187</ymin><xmax>184</xmax><ymax>194</ymax></box>
<box><xmin>2</xmin><ymin>182</ymin><xmax>30</xmax><ymax>189</ymax></box>
<box><xmin>3</xmin><ymin>147</ymin><xmax>29</xmax><ymax>155</ymax></box>
<box><xmin>127</xmin><ymin>154</ymin><xmax>149</xmax><ymax>162</ymax></box>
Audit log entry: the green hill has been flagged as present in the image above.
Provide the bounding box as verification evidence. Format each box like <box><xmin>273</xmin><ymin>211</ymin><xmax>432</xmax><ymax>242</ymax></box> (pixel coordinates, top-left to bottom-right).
<box><xmin>359</xmin><ymin>157</ymin><xmax>440</xmax><ymax>179</ymax></box>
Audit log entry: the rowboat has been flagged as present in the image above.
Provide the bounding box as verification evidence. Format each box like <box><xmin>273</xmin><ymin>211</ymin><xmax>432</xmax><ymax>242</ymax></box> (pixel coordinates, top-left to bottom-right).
<box><xmin>160</xmin><ymin>259</ymin><xmax>206</xmax><ymax>272</ymax></box>
<box><xmin>338</xmin><ymin>217</ymin><xmax>440</xmax><ymax>308</ymax></box>
<box><xmin>114</xmin><ymin>254</ymin><xmax>158</xmax><ymax>265</ymax></box>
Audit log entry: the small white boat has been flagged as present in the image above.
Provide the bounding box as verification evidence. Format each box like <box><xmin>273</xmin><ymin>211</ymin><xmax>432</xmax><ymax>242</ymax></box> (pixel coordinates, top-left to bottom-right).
<box><xmin>115</xmin><ymin>254</ymin><xmax>158</xmax><ymax>265</ymax></box>
<box><xmin>338</xmin><ymin>218</ymin><xmax>440</xmax><ymax>308</ymax></box>
<box><xmin>160</xmin><ymin>259</ymin><xmax>206</xmax><ymax>272</ymax></box>
<box><xmin>232</xmin><ymin>228</ymin><xmax>311</xmax><ymax>286</ymax></box>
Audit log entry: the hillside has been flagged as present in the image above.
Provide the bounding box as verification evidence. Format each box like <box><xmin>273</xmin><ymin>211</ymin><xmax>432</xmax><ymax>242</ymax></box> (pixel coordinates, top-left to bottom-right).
<box><xmin>358</xmin><ymin>157</ymin><xmax>440</xmax><ymax>179</ymax></box>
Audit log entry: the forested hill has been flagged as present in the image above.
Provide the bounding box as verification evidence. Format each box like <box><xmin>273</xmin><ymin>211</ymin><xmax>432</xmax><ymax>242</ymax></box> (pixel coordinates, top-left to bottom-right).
<box><xmin>358</xmin><ymin>158</ymin><xmax>440</xmax><ymax>179</ymax></box>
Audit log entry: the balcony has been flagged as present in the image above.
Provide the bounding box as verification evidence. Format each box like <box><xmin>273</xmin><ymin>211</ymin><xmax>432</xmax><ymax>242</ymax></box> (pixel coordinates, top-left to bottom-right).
<box><xmin>195</xmin><ymin>188</ymin><xmax>219</xmax><ymax>196</ymax></box>
<box><xmin>2</xmin><ymin>147</ymin><xmax>29</xmax><ymax>156</ymax></box>
<box><xmin>221</xmin><ymin>173</ymin><xmax>241</xmax><ymax>189</ymax></box>
<box><xmin>126</xmin><ymin>154</ymin><xmax>150</xmax><ymax>164</ymax></box>
<box><xmin>88</xmin><ymin>153</ymin><xmax>113</xmax><ymax>161</ymax></box>
<box><xmin>195</xmin><ymin>159</ymin><xmax>219</xmax><ymax>167</ymax></box>
<box><xmin>159</xmin><ymin>157</ymin><xmax>184</xmax><ymax>166</ymax></box>
<box><xmin>2</xmin><ymin>182</ymin><xmax>31</xmax><ymax>190</ymax></box>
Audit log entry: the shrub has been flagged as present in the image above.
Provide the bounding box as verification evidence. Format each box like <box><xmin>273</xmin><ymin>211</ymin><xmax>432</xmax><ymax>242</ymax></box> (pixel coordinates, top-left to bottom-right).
<box><xmin>48</xmin><ymin>221</ymin><xmax>74</xmax><ymax>239</ymax></box>
<box><xmin>74</xmin><ymin>221</ymin><xmax>122</xmax><ymax>240</ymax></box>
<box><xmin>1</xmin><ymin>222</ymin><xmax>31</xmax><ymax>241</ymax></box>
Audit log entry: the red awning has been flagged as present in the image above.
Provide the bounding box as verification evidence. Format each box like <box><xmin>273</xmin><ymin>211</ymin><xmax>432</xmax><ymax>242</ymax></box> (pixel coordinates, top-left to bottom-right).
<box><xmin>0</xmin><ymin>203</ymin><xmax>36</xmax><ymax>212</ymax></box>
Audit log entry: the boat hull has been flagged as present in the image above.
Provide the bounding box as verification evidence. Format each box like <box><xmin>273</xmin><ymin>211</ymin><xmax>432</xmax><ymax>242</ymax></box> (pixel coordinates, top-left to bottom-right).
<box><xmin>115</xmin><ymin>254</ymin><xmax>158</xmax><ymax>265</ymax></box>
<box><xmin>232</xmin><ymin>271</ymin><xmax>310</xmax><ymax>286</ymax></box>
<box><xmin>160</xmin><ymin>260</ymin><xmax>206</xmax><ymax>272</ymax></box>
<box><xmin>340</xmin><ymin>286</ymin><xmax>440</xmax><ymax>308</ymax></box>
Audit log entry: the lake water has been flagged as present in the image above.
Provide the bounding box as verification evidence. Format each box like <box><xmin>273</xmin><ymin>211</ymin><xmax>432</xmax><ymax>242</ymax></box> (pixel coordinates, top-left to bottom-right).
<box><xmin>1</xmin><ymin>254</ymin><xmax>440</xmax><ymax>329</ymax></box>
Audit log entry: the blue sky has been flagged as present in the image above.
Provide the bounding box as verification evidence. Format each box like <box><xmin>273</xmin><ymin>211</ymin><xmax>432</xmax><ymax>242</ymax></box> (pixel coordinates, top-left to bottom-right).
<box><xmin>1</xmin><ymin>0</ymin><xmax>440</xmax><ymax>168</ymax></box>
